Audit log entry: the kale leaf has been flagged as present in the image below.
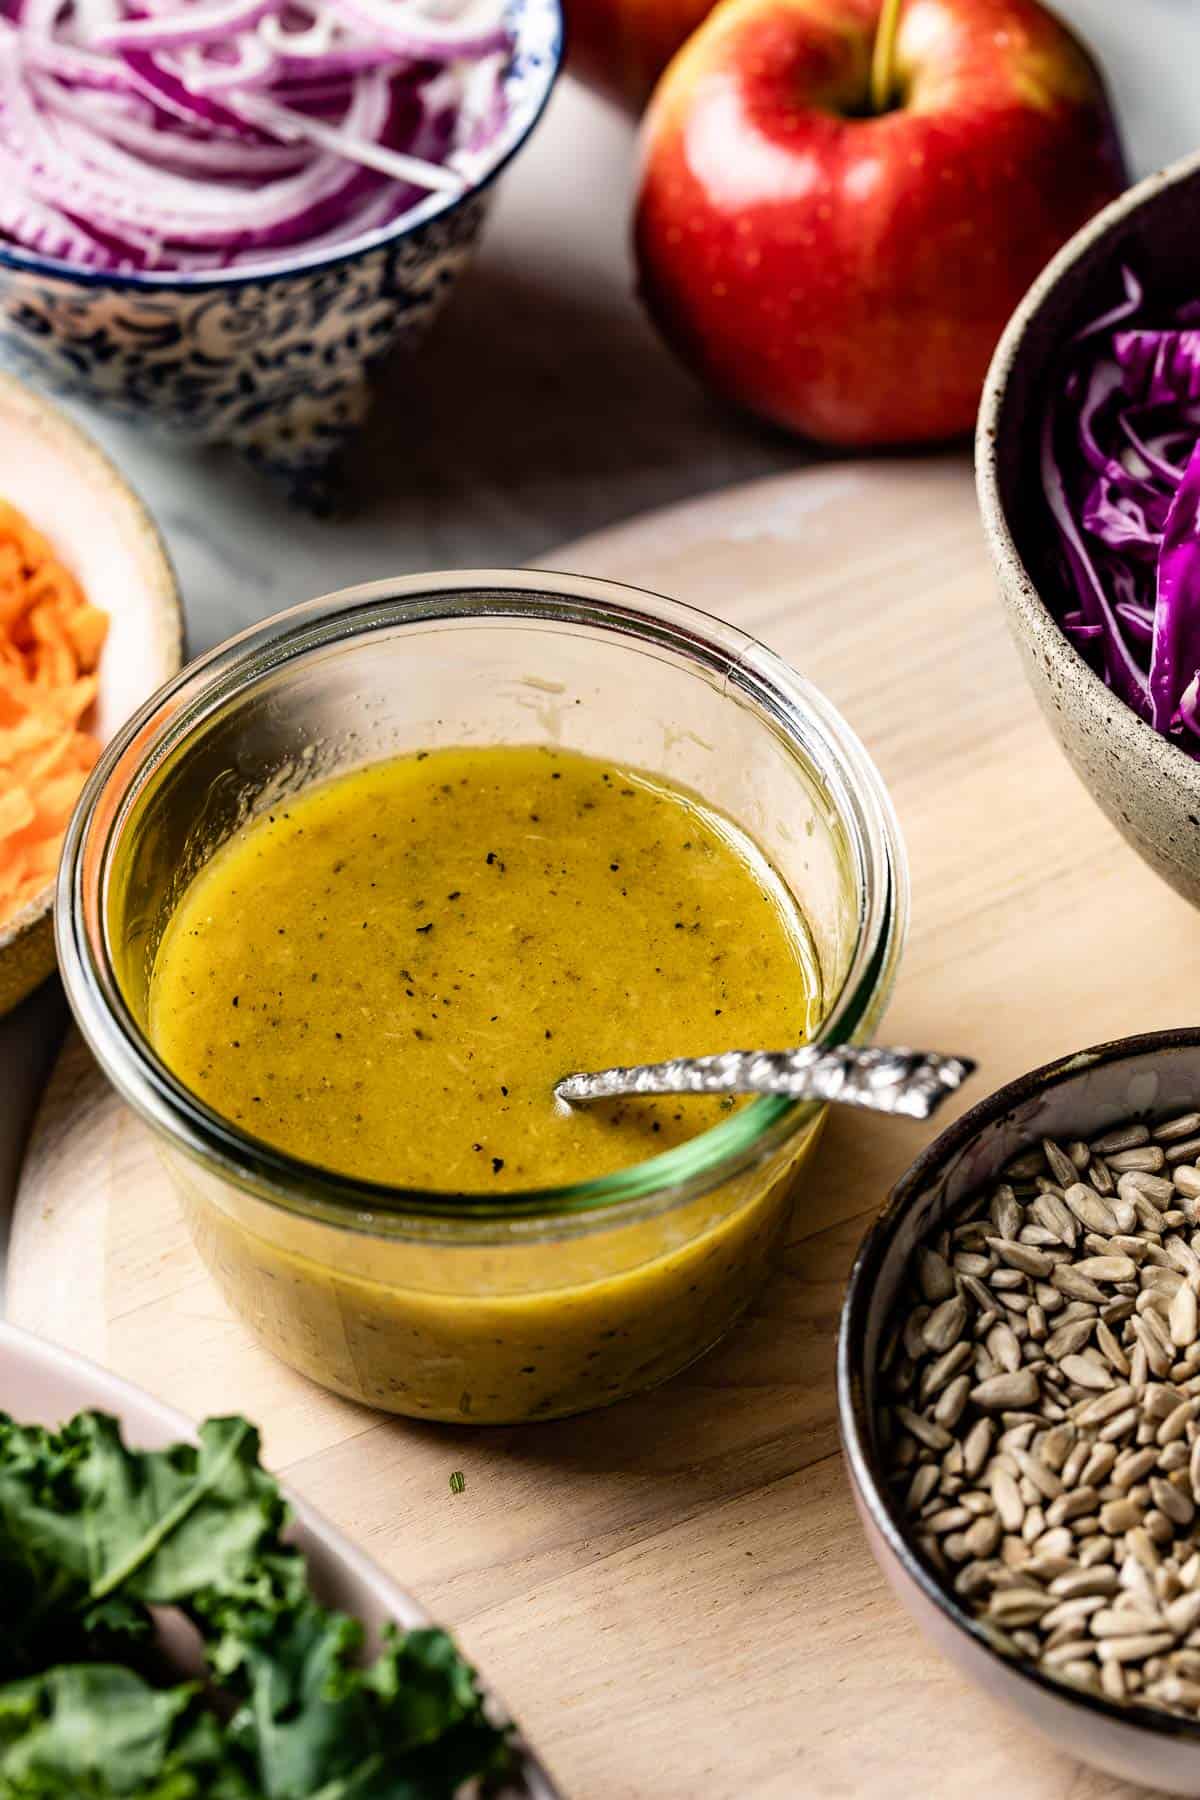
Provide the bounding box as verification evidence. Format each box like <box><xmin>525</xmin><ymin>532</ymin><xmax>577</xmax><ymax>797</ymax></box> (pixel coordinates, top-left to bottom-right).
<box><xmin>0</xmin><ymin>1412</ymin><xmax>512</xmax><ymax>1800</ymax></box>
<box><xmin>0</xmin><ymin>1665</ymin><xmax>260</xmax><ymax>1798</ymax></box>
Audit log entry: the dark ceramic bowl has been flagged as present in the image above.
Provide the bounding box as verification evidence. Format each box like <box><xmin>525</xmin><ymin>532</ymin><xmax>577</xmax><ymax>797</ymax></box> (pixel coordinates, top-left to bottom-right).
<box><xmin>977</xmin><ymin>149</ymin><xmax>1200</xmax><ymax>909</ymax></box>
<box><xmin>0</xmin><ymin>0</ymin><xmax>561</xmax><ymax>490</ymax></box>
<box><xmin>838</xmin><ymin>1028</ymin><xmax>1200</xmax><ymax>1794</ymax></box>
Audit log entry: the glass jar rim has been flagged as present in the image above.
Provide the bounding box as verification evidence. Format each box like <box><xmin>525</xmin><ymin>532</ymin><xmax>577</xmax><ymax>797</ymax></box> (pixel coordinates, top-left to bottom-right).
<box><xmin>56</xmin><ymin>570</ymin><xmax>909</xmax><ymax>1232</ymax></box>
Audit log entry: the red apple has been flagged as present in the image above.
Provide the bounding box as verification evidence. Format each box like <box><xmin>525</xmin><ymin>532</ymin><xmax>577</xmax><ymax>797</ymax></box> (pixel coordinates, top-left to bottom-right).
<box><xmin>566</xmin><ymin>0</ymin><xmax>717</xmax><ymax>108</ymax></box>
<box><xmin>634</xmin><ymin>0</ymin><xmax>1126</xmax><ymax>445</ymax></box>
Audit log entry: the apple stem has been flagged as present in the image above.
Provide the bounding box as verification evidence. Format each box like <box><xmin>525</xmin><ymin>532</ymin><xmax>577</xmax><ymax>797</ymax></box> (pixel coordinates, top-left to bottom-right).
<box><xmin>869</xmin><ymin>0</ymin><xmax>902</xmax><ymax>113</ymax></box>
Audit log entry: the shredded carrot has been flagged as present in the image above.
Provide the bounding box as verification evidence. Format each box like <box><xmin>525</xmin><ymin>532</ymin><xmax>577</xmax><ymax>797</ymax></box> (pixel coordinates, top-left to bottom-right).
<box><xmin>0</xmin><ymin>499</ymin><xmax>107</xmax><ymax>927</ymax></box>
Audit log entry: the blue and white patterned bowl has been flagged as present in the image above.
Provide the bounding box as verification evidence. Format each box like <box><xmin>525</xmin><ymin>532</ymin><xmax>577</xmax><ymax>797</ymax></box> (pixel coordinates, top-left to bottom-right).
<box><xmin>0</xmin><ymin>0</ymin><xmax>561</xmax><ymax>493</ymax></box>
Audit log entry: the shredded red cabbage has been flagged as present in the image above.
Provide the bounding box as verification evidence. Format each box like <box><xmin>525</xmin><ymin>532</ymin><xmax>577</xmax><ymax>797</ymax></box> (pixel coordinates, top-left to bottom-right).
<box><xmin>0</xmin><ymin>0</ymin><xmax>512</xmax><ymax>272</ymax></box>
<box><xmin>1043</xmin><ymin>268</ymin><xmax>1200</xmax><ymax>754</ymax></box>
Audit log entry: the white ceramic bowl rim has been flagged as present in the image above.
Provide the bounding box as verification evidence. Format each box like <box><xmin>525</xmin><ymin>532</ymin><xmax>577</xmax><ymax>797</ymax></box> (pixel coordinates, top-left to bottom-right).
<box><xmin>0</xmin><ymin>365</ymin><xmax>182</xmax><ymax>953</ymax></box>
<box><xmin>838</xmin><ymin>1025</ymin><xmax>1200</xmax><ymax>1748</ymax></box>
<box><xmin>975</xmin><ymin>143</ymin><xmax>1200</xmax><ymax>781</ymax></box>
<box><xmin>0</xmin><ymin>0</ymin><xmax>562</xmax><ymax>293</ymax></box>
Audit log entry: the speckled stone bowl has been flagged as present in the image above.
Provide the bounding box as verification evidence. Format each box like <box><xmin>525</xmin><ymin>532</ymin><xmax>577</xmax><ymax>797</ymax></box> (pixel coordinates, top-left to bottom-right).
<box><xmin>977</xmin><ymin>147</ymin><xmax>1200</xmax><ymax>908</ymax></box>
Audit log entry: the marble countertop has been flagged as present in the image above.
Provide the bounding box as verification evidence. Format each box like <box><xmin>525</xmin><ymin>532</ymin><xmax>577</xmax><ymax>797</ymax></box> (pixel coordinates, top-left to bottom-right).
<box><xmin>1</xmin><ymin>0</ymin><xmax>1198</xmax><ymax>1263</ymax></box>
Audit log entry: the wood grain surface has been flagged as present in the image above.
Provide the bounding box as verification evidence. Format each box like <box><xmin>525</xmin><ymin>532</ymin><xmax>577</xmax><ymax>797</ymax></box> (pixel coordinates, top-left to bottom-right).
<box><xmin>8</xmin><ymin>456</ymin><xmax>1187</xmax><ymax>1799</ymax></box>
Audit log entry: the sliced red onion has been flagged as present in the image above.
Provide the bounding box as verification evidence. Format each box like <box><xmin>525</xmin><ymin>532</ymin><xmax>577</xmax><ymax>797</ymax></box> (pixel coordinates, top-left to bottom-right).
<box><xmin>115</xmin><ymin>47</ymin><xmax>281</xmax><ymax>133</ymax></box>
<box><xmin>0</xmin><ymin>0</ymin><xmax>513</xmax><ymax>271</ymax></box>
<box><xmin>38</xmin><ymin>80</ymin><xmax>309</xmax><ymax>172</ymax></box>
<box><xmin>169</xmin><ymin>37</ymin><xmax>281</xmax><ymax>93</ymax></box>
<box><xmin>22</xmin><ymin>35</ymin><xmax>143</xmax><ymax>94</ymax></box>
<box><xmin>330</xmin><ymin>0</ymin><xmax>507</xmax><ymax>58</ymax></box>
<box><xmin>0</xmin><ymin>155</ymin><xmax>122</xmax><ymax>264</ymax></box>
<box><xmin>91</xmin><ymin>0</ymin><xmax>282</xmax><ymax>51</ymax></box>
<box><xmin>17</xmin><ymin>73</ymin><xmax>387</xmax><ymax>241</ymax></box>
<box><xmin>231</xmin><ymin>86</ymin><xmax>463</xmax><ymax>191</ymax></box>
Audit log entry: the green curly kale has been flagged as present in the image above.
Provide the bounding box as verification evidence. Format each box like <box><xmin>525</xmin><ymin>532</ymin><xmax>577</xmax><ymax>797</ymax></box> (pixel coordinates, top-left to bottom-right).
<box><xmin>0</xmin><ymin>1412</ymin><xmax>511</xmax><ymax>1800</ymax></box>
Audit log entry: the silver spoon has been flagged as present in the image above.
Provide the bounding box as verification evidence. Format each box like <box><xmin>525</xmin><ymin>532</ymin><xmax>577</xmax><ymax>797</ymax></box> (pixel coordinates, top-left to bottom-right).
<box><xmin>555</xmin><ymin>1045</ymin><xmax>975</xmax><ymax>1122</ymax></box>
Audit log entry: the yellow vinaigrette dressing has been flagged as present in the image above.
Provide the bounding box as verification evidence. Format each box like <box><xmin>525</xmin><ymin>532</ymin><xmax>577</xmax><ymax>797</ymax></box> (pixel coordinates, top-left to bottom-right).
<box><xmin>148</xmin><ymin>745</ymin><xmax>825</xmax><ymax>1421</ymax></box>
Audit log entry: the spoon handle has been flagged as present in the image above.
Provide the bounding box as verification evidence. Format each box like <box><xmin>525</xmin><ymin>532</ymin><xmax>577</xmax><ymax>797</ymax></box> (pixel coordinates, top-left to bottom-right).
<box><xmin>555</xmin><ymin>1045</ymin><xmax>975</xmax><ymax>1121</ymax></box>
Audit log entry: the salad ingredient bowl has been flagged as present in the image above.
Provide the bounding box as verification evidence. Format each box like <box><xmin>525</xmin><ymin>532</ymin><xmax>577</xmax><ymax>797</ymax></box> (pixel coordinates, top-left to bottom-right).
<box><xmin>977</xmin><ymin>146</ymin><xmax>1200</xmax><ymax>911</ymax></box>
<box><xmin>839</xmin><ymin>1027</ymin><xmax>1200</xmax><ymax>1795</ymax></box>
<box><xmin>0</xmin><ymin>1317</ymin><xmax>559</xmax><ymax>1798</ymax></box>
<box><xmin>0</xmin><ymin>370</ymin><xmax>180</xmax><ymax>1015</ymax></box>
<box><xmin>0</xmin><ymin>0</ymin><xmax>561</xmax><ymax>489</ymax></box>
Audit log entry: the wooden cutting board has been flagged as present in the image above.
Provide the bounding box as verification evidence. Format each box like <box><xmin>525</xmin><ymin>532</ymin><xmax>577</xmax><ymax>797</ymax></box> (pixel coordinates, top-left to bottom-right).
<box><xmin>7</xmin><ymin>458</ymin><xmax>1185</xmax><ymax>1800</ymax></box>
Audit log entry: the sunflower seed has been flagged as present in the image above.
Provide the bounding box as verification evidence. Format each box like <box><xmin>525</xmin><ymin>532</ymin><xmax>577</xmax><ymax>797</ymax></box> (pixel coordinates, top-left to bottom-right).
<box><xmin>988</xmin><ymin>1589</ymin><xmax>1057</xmax><ymax>1624</ymax></box>
<box><xmin>1166</xmin><ymin>1236</ymin><xmax>1200</xmax><ymax>1279</ymax></box>
<box><xmin>1045</xmin><ymin>1317</ymin><xmax>1096</xmax><ymax>1361</ymax></box>
<box><xmin>923</xmin><ymin>1295</ymin><xmax>968</xmax><ymax>1353</ymax></box>
<box><xmin>1174</xmin><ymin>1167</ymin><xmax>1200</xmax><ymax>1202</ymax></box>
<box><xmin>954</xmin><ymin>1560</ymin><xmax>998</xmax><ymax>1598</ymax></box>
<box><xmin>984</xmin><ymin>1321</ymin><xmax>1022</xmax><ymax>1373</ymax></box>
<box><xmin>920</xmin><ymin>1342</ymin><xmax>973</xmax><ymax>1402</ymax></box>
<box><xmin>1058</xmin><ymin>1355</ymin><xmax>1114</xmax><ymax>1391</ymax></box>
<box><xmin>1073</xmin><ymin>1255</ymin><xmax>1139</xmax><ymax>1284</ymax></box>
<box><xmin>1109</xmin><ymin>1147</ymin><xmax>1167</xmax><ymax>1174</ymax></box>
<box><xmin>1049</xmin><ymin>1568</ymin><xmax>1120</xmax><ymax>1598</ymax></box>
<box><xmin>905</xmin><ymin>1464</ymin><xmax>939</xmax><ymax>1513</ymax></box>
<box><xmin>1133</xmin><ymin>1317</ymin><xmax>1175</xmax><ymax>1379</ymax></box>
<box><xmin>1072</xmin><ymin>1384</ymin><xmax>1135</xmax><ymax>1427</ymax></box>
<box><xmin>1151</xmin><ymin>1478</ymin><xmax>1195</xmax><ymax>1527</ymax></box>
<box><xmin>991</xmin><ymin>1469</ymin><xmax>1025</xmax><ymax>1533</ymax></box>
<box><xmin>1133</xmin><ymin>1195</ymin><xmax>1170</xmax><ymax>1234</ymax></box>
<box><xmin>1063</xmin><ymin>1184</ymin><xmax>1119</xmax><ymax>1235</ymax></box>
<box><xmin>1157</xmin><ymin>1115</ymin><xmax>1200</xmax><ymax>1143</ymax></box>
<box><xmin>961</xmin><ymin>1417</ymin><xmax>994</xmax><ymax>1480</ymax></box>
<box><xmin>1113</xmin><ymin>1448</ymin><xmax>1159</xmax><ymax>1490</ymax></box>
<box><xmin>1032</xmin><ymin>1193</ymin><xmax>1077</xmax><ymax>1246</ymax></box>
<box><xmin>972</xmin><ymin>1371</ymin><xmax>1041</xmax><ymax>1411</ymax></box>
<box><xmin>1097</xmin><ymin>1633</ymin><xmax>1176</xmax><ymax>1663</ymax></box>
<box><xmin>894</xmin><ymin>1406</ymin><xmax>952</xmax><ymax>1452</ymax></box>
<box><xmin>1092</xmin><ymin>1126</ymin><xmax>1151</xmax><ymax>1155</ymax></box>
<box><xmin>1009</xmin><ymin>1448</ymin><xmax>1061</xmax><ymax>1501</ymax></box>
<box><xmin>927</xmin><ymin>1505</ymin><xmax>973</xmax><ymax>1535</ymax></box>
<box><xmin>987</xmin><ymin>1237</ymin><xmax>1054</xmax><ymax>1279</ymax></box>
<box><xmin>1045</xmin><ymin>1486</ymin><xmax>1099</xmax><ymax>1528</ymax></box>
<box><xmin>1079</xmin><ymin>1443</ymin><xmax>1117</xmax><ymax>1488</ymax></box>
<box><xmin>934</xmin><ymin>1375</ymin><xmax>972</xmax><ymax>1430</ymax></box>
<box><xmin>1157</xmin><ymin>1399</ymin><xmax>1197</xmax><ymax>1446</ymax></box>
<box><xmin>1177</xmin><ymin>1293</ymin><xmax>1200</xmax><ymax>1349</ymax></box>
<box><xmin>1053</xmin><ymin>1265</ymin><xmax>1109</xmax><ymax>1305</ymax></box>
<box><xmin>1042</xmin><ymin>1138</ymin><xmax>1079</xmax><ymax>1188</ymax></box>
<box><xmin>1099</xmin><ymin>1497</ymin><xmax>1144</xmax><ymax>1534</ymax></box>
<box><xmin>1096</xmin><ymin>1321</ymin><xmax>1131</xmax><ymax>1375</ymax></box>
<box><xmin>1098</xmin><ymin>1407</ymin><xmax>1141</xmax><ymax>1444</ymax></box>
<box><xmin>1090</xmin><ymin>1607</ymin><xmax>1164</xmax><ymax>1637</ymax></box>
